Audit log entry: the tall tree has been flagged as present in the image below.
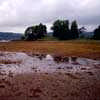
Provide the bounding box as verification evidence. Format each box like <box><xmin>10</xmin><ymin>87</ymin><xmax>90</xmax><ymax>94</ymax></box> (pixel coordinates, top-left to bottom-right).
<box><xmin>93</xmin><ymin>25</ymin><xmax>100</xmax><ymax>40</ymax></box>
<box><xmin>51</xmin><ymin>20</ymin><xmax>61</xmax><ymax>38</ymax></box>
<box><xmin>38</xmin><ymin>23</ymin><xmax>47</xmax><ymax>38</ymax></box>
<box><xmin>70</xmin><ymin>20</ymin><xmax>79</xmax><ymax>39</ymax></box>
<box><xmin>51</xmin><ymin>19</ymin><xmax>70</xmax><ymax>40</ymax></box>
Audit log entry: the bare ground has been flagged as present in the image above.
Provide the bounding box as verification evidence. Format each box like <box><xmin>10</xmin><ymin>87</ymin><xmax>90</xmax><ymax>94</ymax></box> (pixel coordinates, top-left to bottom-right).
<box><xmin>0</xmin><ymin>40</ymin><xmax>100</xmax><ymax>100</ymax></box>
<box><xmin>0</xmin><ymin>71</ymin><xmax>100</xmax><ymax>100</ymax></box>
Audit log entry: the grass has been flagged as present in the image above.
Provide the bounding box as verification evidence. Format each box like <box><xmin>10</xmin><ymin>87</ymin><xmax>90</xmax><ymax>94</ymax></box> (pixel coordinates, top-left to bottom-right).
<box><xmin>0</xmin><ymin>40</ymin><xmax>100</xmax><ymax>59</ymax></box>
<box><xmin>40</xmin><ymin>36</ymin><xmax>58</xmax><ymax>41</ymax></box>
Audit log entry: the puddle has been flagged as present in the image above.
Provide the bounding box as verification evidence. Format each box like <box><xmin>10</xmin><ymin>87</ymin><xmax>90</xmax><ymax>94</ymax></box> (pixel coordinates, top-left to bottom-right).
<box><xmin>0</xmin><ymin>52</ymin><xmax>100</xmax><ymax>76</ymax></box>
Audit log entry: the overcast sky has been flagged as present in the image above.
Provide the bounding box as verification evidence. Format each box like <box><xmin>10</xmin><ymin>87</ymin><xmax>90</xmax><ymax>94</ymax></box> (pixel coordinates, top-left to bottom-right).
<box><xmin>0</xmin><ymin>0</ymin><xmax>100</xmax><ymax>33</ymax></box>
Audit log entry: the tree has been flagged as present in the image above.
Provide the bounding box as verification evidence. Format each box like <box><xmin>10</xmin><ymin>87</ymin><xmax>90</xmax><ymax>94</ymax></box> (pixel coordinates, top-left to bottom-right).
<box><xmin>23</xmin><ymin>23</ymin><xmax>47</xmax><ymax>40</ymax></box>
<box><xmin>51</xmin><ymin>20</ymin><xmax>61</xmax><ymax>38</ymax></box>
<box><xmin>51</xmin><ymin>19</ymin><xmax>70</xmax><ymax>40</ymax></box>
<box><xmin>24</xmin><ymin>26</ymin><xmax>37</xmax><ymax>40</ymax></box>
<box><xmin>38</xmin><ymin>23</ymin><xmax>47</xmax><ymax>38</ymax></box>
<box><xmin>93</xmin><ymin>25</ymin><xmax>100</xmax><ymax>40</ymax></box>
<box><xmin>70</xmin><ymin>20</ymin><xmax>79</xmax><ymax>39</ymax></box>
<box><xmin>51</xmin><ymin>19</ymin><xmax>79</xmax><ymax>40</ymax></box>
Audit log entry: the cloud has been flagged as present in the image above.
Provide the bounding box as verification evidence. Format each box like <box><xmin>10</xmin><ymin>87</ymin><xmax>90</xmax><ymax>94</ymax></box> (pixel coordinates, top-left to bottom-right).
<box><xmin>0</xmin><ymin>0</ymin><xmax>99</xmax><ymax>33</ymax></box>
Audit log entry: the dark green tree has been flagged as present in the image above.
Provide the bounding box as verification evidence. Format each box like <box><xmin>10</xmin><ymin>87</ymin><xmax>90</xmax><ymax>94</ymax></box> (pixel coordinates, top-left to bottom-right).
<box><xmin>24</xmin><ymin>26</ymin><xmax>37</xmax><ymax>40</ymax></box>
<box><xmin>93</xmin><ymin>25</ymin><xmax>100</xmax><ymax>40</ymax></box>
<box><xmin>51</xmin><ymin>19</ymin><xmax>70</xmax><ymax>40</ymax></box>
<box><xmin>23</xmin><ymin>23</ymin><xmax>47</xmax><ymax>40</ymax></box>
<box><xmin>70</xmin><ymin>20</ymin><xmax>79</xmax><ymax>39</ymax></box>
<box><xmin>38</xmin><ymin>23</ymin><xmax>47</xmax><ymax>38</ymax></box>
<box><xmin>51</xmin><ymin>20</ymin><xmax>61</xmax><ymax>37</ymax></box>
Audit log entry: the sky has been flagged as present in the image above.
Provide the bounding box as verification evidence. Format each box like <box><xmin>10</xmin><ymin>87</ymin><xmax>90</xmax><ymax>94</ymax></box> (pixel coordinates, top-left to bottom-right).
<box><xmin>0</xmin><ymin>0</ymin><xmax>100</xmax><ymax>33</ymax></box>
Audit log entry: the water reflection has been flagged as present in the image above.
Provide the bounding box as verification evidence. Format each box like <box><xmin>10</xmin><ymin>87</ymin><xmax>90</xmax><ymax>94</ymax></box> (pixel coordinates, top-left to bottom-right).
<box><xmin>0</xmin><ymin>52</ymin><xmax>100</xmax><ymax>75</ymax></box>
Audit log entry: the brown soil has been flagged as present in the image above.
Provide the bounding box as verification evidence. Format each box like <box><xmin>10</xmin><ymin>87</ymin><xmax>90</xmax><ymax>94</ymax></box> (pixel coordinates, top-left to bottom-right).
<box><xmin>0</xmin><ymin>71</ymin><xmax>100</xmax><ymax>100</ymax></box>
<box><xmin>0</xmin><ymin>40</ymin><xmax>100</xmax><ymax>100</ymax></box>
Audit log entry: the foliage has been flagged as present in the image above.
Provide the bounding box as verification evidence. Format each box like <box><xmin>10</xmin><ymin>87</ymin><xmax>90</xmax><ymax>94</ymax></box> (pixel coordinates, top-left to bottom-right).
<box><xmin>51</xmin><ymin>19</ymin><xmax>79</xmax><ymax>40</ymax></box>
<box><xmin>51</xmin><ymin>20</ymin><xmax>70</xmax><ymax>40</ymax></box>
<box><xmin>93</xmin><ymin>25</ymin><xmax>100</xmax><ymax>40</ymax></box>
<box><xmin>70</xmin><ymin>20</ymin><xmax>79</xmax><ymax>39</ymax></box>
<box><xmin>41</xmin><ymin>36</ymin><xmax>58</xmax><ymax>41</ymax></box>
<box><xmin>24</xmin><ymin>23</ymin><xmax>47</xmax><ymax>40</ymax></box>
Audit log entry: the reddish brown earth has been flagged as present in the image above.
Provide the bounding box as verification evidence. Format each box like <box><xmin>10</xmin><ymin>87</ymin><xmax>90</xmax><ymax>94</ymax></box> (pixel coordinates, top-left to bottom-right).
<box><xmin>0</xmin><ymin>71</ymin><xmax>100</xmax><ymax>100</ymax></box>
<box><xmin>0</xmin><ymin>40</ymin><xmax>100</xmax><ymax>100</ymax></box>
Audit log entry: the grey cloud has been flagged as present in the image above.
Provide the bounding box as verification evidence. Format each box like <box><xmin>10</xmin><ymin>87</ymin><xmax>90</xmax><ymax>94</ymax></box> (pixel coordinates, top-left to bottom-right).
<box><xmin>0</xmin><ymin>0</ymin><xmax>100</xmax><ymax>32</ymax></box>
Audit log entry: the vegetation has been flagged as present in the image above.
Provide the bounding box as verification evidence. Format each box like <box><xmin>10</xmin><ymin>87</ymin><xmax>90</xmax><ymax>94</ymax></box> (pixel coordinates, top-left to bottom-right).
<box><xmin>70</xmin><ymin>20</ymin><xmax>79</xmax><ymax>39</ymax></box>
<box><xmin>0</xmin><ymin>40</ymin><xmax>100</xmax><ymax>59</ymax></box>
<box><xmin>23</xmin><ymin>23</ymin><xmax>47</xmax><ymax>40</ymax></box>
<box><xmin>93</xmin><ymin>25</ymin><xmax>100</xmax><ymax>40</ymax></box>
<box><xmin>51</xmin><ymin>20</ymin><xmax>79</xmax><ymax>40</ymax></box>
<box><xmin>22</xmin><ymin>19</ymin><xmax>99</xmax><ymax>41</ymax></box>
<box><xmin>41</xmin><ymin>36</ymin><xmax>58</xmax><ymax>41</ymax></box>
<box><xmin>23</xmin><ymin>19</ymin><xmax>79</xmax><ymax>41</ymax></box>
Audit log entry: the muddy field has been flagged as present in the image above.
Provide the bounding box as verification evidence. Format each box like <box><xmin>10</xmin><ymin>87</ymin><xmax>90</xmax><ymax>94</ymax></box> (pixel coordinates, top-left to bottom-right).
<box><xmin>0</xmin><ymin>72</ymin><xmax>100</xmax><ymax>100</ymax></box>
<box><xmin>0</xmin><ymin>40</ymin><xmax>100</xmax><ymax>100</ymax></box>
<box><xmin>0</xmin><ymin>51</ymin><xmax>100</xmax><ymax>100</ymax></box>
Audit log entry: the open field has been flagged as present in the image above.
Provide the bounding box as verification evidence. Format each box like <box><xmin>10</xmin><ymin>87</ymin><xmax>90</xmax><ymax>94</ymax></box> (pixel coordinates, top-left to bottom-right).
<box><xmin>0</xmin><ymin>51</ymin><xmax>100</xmax><ymax>100</ymax></box>
<box><xmin>0</xmin><ymin>40</ymin><xmax>100</xmax><ymax>100</ymax></box>
<box><xmin>0</xmin><ymin>40</ymin><xmax>100</xmax><ymax>59</ymax></box>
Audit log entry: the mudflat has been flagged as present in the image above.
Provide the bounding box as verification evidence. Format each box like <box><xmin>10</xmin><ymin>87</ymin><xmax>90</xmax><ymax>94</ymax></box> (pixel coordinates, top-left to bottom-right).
<box><xmin>0</xmin><ymin>40</ymin><xmax>100</xmax><ymax>100</ymax></box>
<box><xmin>0</xmin><ymin>72</ymin><xmax>100</xmax><ymax>100</ymax></box>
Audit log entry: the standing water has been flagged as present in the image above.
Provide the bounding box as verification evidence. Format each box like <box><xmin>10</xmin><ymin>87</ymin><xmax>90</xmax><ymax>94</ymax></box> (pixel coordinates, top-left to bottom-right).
<box><xmin>0</xmin><ymin>52</ymin><xmax>100</xmax><ymax>76</ymax></box>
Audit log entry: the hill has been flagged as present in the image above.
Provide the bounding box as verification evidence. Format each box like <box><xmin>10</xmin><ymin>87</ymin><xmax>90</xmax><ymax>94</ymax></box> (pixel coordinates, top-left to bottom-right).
<box><xmin>80</xmin><ymin>32</ymin><xmax>94</xmax><ymax>38</ymax></box>
<box><xmin>0</xmin><ymin>32</ymin><xmax>22</xmax><ymax>40</ymax></box>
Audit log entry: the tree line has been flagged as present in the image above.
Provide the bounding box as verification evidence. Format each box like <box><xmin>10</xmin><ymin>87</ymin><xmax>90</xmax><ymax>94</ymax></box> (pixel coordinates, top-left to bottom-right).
<box><xmin>22</xmin><ymin>19</ymin><xmax>100</xmax><ymax>40</ymax></box>
<box><xmin>51</xmin><ymin>20</ymin><xmax>79</xmax><ymax>40</ymax></box>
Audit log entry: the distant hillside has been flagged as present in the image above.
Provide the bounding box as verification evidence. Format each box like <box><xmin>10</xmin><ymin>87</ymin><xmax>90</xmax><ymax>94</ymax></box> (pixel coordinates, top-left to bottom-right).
<box><xmin>0</xmin><ymin>32</ymin><xmax>22</xmax><ymax>40</ymax></box>
<box><xmin>79</xmin><ymin>32</ymin><xmax>94</xmax><ymax>39</ymax></box>
<box><xmin>47</xmin><ymin>32</ymin><xmax>53</xmax><ymax>36</ymax></box>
